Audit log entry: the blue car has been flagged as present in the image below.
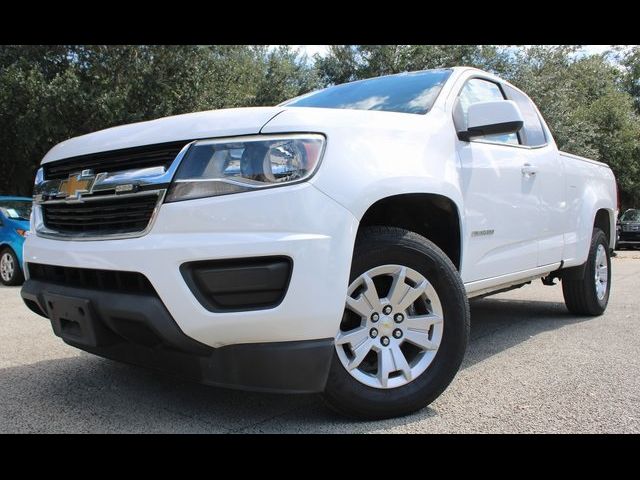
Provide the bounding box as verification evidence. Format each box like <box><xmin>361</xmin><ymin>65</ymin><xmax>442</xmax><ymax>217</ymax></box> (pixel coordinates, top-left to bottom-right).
<box><xmin>0</xmin><ymin>196</ymin><xmax>32</xmax><ymax>286</ymax></box>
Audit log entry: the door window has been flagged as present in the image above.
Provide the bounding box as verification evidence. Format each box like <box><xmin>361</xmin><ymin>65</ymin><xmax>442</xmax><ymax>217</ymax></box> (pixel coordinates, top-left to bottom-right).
<box><xmin>454</xmin><ymin>78</ymin><xmax>519</xmax><ymax>145</ymax></box>
<box><xmin>503</xmin><ymin>85</ymin><xmax>547</xmax><ymax>147</ymax></box>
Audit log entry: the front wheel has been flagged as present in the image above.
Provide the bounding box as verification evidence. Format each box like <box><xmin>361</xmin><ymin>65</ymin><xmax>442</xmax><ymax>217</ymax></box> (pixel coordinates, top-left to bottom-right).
<box><xmin>322</xmin><ymin>227</ymin><xmax>470</xmax><ymax>419</ymax></box>
<box><xmin>0</xmin><ymin>248</ymin><xmax>24</xmax><ymax>286</ymax></box>
<box><xmin>562</xmin><ymin>228</ymin><xmax>611</xmax><ymax>316</ymax></box>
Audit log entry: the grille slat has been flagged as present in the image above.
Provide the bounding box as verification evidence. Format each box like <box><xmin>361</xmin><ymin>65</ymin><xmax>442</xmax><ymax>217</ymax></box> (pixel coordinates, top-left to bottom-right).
<box><xmin>44</xmin><ymin>141</ymin><xmax>191</xmax><ymax>180</ymax></box>
<box><xmin>44</xmin><ymin>211</ymin><xmax>153</xmax><ymax>221</ymax></box>
<box><xmin>42</xmin><ymin>194</ymin><xmax>159</xmax><ymax>236</ymax></box>
<box><xmin>41</xmin><ymin>199</ymin><xmax>157</xmax><ymax>215</ymax></box>
<box><xmin>27</xmin><ymin>263</ymin><xmax>156</xmax><ymax>295</ymax></box>
<box><xmin>44</xmin><ymin>218</ymin><xmax>151</xmax><ymax>227</ymax></box>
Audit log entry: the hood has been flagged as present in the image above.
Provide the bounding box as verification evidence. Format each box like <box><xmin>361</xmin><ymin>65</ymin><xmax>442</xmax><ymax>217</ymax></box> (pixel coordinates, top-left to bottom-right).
<box><xmin>42</xmin><ymin>107</ymin><xmax>284</xmax><ymax>164</ymax></box>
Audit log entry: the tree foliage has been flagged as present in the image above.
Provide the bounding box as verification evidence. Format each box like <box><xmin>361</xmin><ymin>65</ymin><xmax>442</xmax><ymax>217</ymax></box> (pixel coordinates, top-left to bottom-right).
<box><xmin>1</xmin><ymin>44</ymin><xmax>639</xmax><ymax>208</ymax></box>
<box><xmin>314</xmin><ymin>45</ymin><xmax>514</xmax><ymax>84</ymax></box>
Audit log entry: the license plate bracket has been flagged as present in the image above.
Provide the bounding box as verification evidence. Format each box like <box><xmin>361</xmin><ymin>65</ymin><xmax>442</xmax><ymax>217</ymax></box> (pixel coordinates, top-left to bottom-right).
<box><xmin>43</xmin><ymin>293</ymin><xmax>111</xmax><ymax>347</ymax></box>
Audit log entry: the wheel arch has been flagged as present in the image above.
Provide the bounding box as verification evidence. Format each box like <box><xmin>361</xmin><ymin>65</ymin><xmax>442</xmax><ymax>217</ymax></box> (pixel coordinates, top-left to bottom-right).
<box><xmin>594</xmin><ymin>208</ymin><xmax>615</xmax><ymax>247</ymax></box>
<box><xmin>357</xmin><ymin>193</ymin><xmax>463</xmax><ymax>270</ymax></box>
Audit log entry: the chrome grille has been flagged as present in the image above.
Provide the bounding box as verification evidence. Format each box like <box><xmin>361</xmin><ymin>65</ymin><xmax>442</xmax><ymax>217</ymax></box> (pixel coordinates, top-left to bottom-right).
<box><xmin>41</xmin><ymin>193</ymin><xmax>160</xmax><ymax>236</ymax></box>
<box><xmin>43</xmin><ymin>141</ymin><xmax>191</xmax><ymax>180</ymax></box>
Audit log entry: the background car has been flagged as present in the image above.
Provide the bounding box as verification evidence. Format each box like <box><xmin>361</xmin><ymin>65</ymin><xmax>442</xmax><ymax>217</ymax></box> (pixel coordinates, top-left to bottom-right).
<box><xmin>617</xmin><ymin>209</ymin><xmax>640</xmax><ymax>250</ymax></box>
<box><xmin>0</xmin><ymin>196</ymin><xmax>31</xmax><ymax>286</ymax></box>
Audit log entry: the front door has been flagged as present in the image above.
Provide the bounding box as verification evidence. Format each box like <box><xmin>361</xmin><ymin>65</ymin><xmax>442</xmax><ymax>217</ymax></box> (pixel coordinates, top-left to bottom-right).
<box><xmin>454</xmin><ymin>77</ymin><xmax>540</xmax><ymax>283</ymax></box>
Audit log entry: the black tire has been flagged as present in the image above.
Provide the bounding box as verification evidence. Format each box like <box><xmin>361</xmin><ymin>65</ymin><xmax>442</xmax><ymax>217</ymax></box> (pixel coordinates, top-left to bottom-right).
<box><xmin>562</xmin><ymin>228</ymin><xmax>611</xmax><ymax>316</ymax></box>
<box><xmin>322</xmin><ymin>226</ymin><xmax>470</xmax><ymax>419</ymax></box>
<box><xmin>0</xmin><ymin>247</ymin><xmax>24</xmax><ymax>286</ymax></box>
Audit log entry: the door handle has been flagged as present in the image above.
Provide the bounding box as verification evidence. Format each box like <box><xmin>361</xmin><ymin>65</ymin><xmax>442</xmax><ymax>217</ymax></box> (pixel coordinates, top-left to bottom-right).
<box><xmin>522</xmin><ymin>163</ymin><xmax>538</xmax><ymax>177</ymax></box>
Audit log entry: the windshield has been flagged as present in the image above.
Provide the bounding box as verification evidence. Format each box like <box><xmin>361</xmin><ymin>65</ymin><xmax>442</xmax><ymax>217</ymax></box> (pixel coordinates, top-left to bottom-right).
<box><xmin>0</xmin><ymin>200</ymin><xmax>32</xmax><ymax>221</ymax></box>
<box><xmin>284</xmin><ymin>69</ymin><xmax>452</xmax><ymax>115</ymax></box>
<box><xmin>621</xmin><ymin>210</ymin><xmax>640</xmax><ymax>222</ymax></box>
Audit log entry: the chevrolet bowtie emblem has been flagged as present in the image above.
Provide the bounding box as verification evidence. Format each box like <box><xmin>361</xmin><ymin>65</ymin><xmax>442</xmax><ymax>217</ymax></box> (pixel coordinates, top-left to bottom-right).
<box><xmin>58</xmin><ymin>172</ymin><xmax>96</xmax><ymax>199</ymax></box>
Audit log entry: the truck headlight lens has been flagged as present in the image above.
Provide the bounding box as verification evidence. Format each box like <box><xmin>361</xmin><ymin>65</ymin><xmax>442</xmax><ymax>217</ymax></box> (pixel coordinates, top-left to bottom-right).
<box><xmin>166</xmin><ymin>134</ymin><xmax>325</xmax><ymax>202</ymax></box>
<box><xmin>34</xmin><ymin>167</ymin><xmax>44</xmax><ymax>185</ymax></box>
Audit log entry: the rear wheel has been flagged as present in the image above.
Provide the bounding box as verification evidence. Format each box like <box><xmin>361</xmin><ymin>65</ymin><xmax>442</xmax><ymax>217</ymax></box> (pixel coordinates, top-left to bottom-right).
<box><xmin>322</xmin><ymin>227</ymin><xmax>470</xmax><ymax>419</ymax></box>
<box><xmin>0</xmin><ymin>248</ymin><xmax>24</xmax><ymax>286</ymax></box>
<box><xmin>562</xmin><ymin>228</ymin><xmax>611</xmax><ymax>316</ymax></box>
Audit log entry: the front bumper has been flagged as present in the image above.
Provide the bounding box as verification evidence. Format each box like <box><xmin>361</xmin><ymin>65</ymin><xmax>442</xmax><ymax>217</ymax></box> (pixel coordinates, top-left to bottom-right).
<box><xmin>21</xmin><ymin>278</ymin><xmax>334</xmax><ymax>393</ymax></box>
<box><xmin>22</xmin><ymin>183</ymin><xmax>359</xmax><ymax>348</ymax></box>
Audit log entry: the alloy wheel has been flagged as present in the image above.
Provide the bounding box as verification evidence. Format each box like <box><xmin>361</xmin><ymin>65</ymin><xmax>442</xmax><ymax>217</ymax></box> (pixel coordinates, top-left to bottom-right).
<box><xmin>0</xmin><ymin>252</ymin><xmax>15</xmax><ymax>283</ymax></box>
<box><xmin>335</xmin><ymin>264</ymin><xmax>443</xmax><ymax>389</ymax></box>
<box><xmin>595</xmin><ymin>244</ymin><xmax>608</xmax><ymax>300</ymax></box>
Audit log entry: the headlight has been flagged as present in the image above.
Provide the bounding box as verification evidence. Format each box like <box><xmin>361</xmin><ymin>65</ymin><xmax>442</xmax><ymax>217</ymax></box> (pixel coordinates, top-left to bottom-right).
<box><xmin>34</xmin><ymin>167</ymin><xmax>44</xmax><ymax>185</ymax></box>
<box><xmin>166</xmin><ymin>134</ymin><xmax>325</xmax><ymax>202</ymax></box>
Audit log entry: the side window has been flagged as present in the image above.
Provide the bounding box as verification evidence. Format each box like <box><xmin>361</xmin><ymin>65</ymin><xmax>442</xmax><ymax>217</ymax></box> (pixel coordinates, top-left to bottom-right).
<box><xmin>454</xmin><ymin>78</ymin><xmax>519</xmax><ymax>145</ymax></box>
<box><xmin>503</xmin><ymin>85</ymin><xmax>547</xmax><ymax>147</ymax></box>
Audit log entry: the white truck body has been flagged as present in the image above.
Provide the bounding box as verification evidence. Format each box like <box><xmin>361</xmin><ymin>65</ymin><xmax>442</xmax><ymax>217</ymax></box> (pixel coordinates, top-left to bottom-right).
<box><xmin>21</xmin><ymin>67</ymin><xmax>617</xmax><ymax>412</ymax></box>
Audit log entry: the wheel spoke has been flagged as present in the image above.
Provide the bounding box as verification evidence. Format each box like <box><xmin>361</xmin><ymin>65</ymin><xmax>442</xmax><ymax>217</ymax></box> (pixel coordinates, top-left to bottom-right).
<box><xmin>345</xmin><ymin>295</ymin><xmax>372</xmax><ymax>319</ymax></box>
<box><xmin>361</xmin><ymin>273</ymin><xmax>383</xmax><ymax>312</ymax></box>
<box><xmin>396</xmin><ymin>279</ymin><xmax>430</xmax><ymax>312</ymax></box>
<box><xmin>348</xmin><ymin>338</ymin><xmax>374</xmax><ymax>370</ymax></box>
<box><xmin>599</xmin><ymin>266</ymin><xmax>608</xmax><ymax>282</ymax></box>
<box><xmin>390</xmin><ymin>345</ymin><xmax>412</xmax><ymax>382</ymax></box>
<box><xmin>405</xmin><ymin>313</ymin><xmax>442</xmax><ymax>330</ymax></box>
<box><xmin>336</xmin><ymin>327</ymin><xmax>369</xmax><ymax>347</ymax></box>
<box><xmin>387</xmin><ymin>266</ymin><xmax>409</xmax><ymax>305</ymax></box>
<box><xmin>405</xmin><ymin>329</ymin><xmax>438</xmax><ymax>350</ymax></box>
<box><xmin>377</xmin><ymin>348</ymin><xmax>394</xmax><ymax>388</ymax></box>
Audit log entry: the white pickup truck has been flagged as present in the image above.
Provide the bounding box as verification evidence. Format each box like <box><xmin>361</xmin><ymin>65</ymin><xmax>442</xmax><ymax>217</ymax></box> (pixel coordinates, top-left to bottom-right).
<box><xmin>21</xmin><ymin>67</ymin><xmax>617</xmax><ymax>419</ymax></box>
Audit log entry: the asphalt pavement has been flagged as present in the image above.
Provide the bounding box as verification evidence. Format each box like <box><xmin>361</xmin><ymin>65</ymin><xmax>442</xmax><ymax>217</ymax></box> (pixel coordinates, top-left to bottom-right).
<box><xmin>1</xmin><ymin>251</ymin><xmax>638</xmax><ymax>433</ymax></box>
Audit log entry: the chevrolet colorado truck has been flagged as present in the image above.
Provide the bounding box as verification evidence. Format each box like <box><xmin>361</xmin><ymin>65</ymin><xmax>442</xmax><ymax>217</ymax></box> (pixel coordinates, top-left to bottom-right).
<box><xmin>21</xmin><ymin>67</ymin><xmax>617</xmax><ymax>419</ymax></box>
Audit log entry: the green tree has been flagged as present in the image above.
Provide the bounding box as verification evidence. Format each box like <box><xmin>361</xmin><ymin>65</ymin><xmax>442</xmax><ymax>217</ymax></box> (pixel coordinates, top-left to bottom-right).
<box><xmin>505</xmin><ymin>46</ymin><xmax>640</xmax><ymax>208</ymax></box>
<box><xmin>616</xmin><ymin>45</ymin><xmax>640</xmax><ymax>114</ymax></box>
<box><xmin>253</xmin><ymin>46</ymin><xmax>320</xmax><ymax>106</ymax></box>
<box><xmin>315</xmin><ymin>45</ymin><xmax>514</xmax><ymax>85</ymax></box>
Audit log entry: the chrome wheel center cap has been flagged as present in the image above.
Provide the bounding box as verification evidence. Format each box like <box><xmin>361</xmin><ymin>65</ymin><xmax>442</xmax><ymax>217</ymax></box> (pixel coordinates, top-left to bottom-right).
<box><xmin>379</xmin><ymin>318</ymin><xmax>394</xmax><ymax>336</ymax></box>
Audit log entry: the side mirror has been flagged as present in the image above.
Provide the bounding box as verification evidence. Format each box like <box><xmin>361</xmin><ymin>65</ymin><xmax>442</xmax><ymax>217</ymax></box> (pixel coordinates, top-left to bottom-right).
<box><xmin>458</xmin><ymin>100</ymin><xmax>524</xmax><ymax>141</ymax></box>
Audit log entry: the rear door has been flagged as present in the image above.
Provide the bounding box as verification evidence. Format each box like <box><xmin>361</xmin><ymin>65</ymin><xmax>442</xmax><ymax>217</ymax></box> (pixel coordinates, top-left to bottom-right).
<box><xmin>454</xmin><ymin>77</ymin><xmax>540</xmax><ymax>282</ymax></box>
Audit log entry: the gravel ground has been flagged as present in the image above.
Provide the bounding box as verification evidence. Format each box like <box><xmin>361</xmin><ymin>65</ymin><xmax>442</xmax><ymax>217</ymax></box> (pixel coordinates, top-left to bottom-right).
<box><xmin>1</xmin><ymin>251</ymin><xmax>639</xmax><ymax>433</ymax></box>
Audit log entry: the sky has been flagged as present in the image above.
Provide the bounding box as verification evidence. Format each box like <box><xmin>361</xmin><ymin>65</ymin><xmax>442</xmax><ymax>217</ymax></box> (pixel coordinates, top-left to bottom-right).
<box><xmin>287</xmin><ymin>45</ymin><xmax>617</xmax><ymax>59</ymax></box>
